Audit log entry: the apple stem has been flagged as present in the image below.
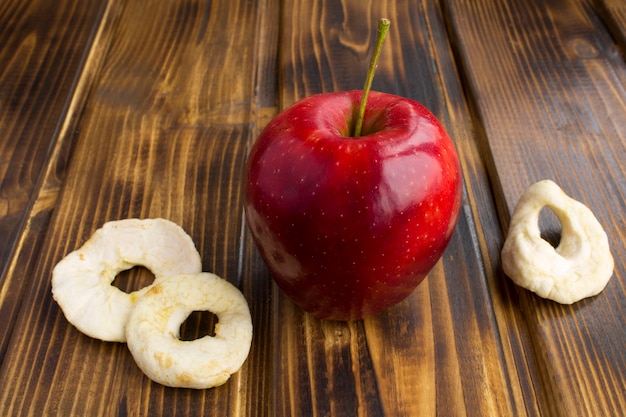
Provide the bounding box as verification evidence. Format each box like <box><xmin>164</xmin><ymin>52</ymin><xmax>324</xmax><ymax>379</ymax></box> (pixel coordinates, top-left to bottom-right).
<box><xmin>353</xmin><ymin>18</ymin><xmax>391</xmax><ymax>138</ymax></box>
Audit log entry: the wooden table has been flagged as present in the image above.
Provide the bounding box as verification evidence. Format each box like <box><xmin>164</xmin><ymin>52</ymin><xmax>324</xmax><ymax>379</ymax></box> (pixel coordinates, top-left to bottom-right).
<box><xmin>1</xmin><ymin>0</ymin><xmax>624</xmax><ymax>415</ymax></box>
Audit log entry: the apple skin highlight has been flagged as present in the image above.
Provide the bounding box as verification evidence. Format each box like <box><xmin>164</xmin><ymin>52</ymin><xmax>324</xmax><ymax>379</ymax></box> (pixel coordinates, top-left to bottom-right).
<box><xmin>244</xmin><ymin>90</ymin><xmax>463</xmax><ymax>320</ymax></box>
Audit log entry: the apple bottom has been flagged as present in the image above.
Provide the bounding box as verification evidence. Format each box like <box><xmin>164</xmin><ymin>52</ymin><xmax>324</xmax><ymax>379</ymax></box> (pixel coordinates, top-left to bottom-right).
<box><xmin>244</xmin><ymin>197</ymin><xmax>456</xmax><ymax>320</ymax></box>
<box><xmin>246</xmin><ymin>204</ymin><xmax>454</xmax><ymax>320</ymax></box>
<box><xmin>271</xmin><ymin>269</ymin><xmax>430</xmax><ymax>321</ymax></box>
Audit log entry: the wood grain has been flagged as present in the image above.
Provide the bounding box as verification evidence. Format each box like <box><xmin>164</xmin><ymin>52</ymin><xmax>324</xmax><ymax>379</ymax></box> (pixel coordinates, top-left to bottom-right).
<box><xmin>0</xmin><ymin>0</ymin><xmax>624</xmax><ymax>415</ymax></box>
<box><xmin>596</xmin><ymin>0</ymin><xmax>626</xmax><ymax>56</ymax></box>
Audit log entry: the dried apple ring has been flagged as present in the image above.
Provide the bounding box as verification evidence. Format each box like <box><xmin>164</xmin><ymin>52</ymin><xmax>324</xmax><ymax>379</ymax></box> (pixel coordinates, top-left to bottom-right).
<box><xmin>125</xmin><ymin>272</ymin><xmax>253</xmax><ymax>389</ymax></box>
<box><xmin>51</xmin><ymin>218</ymin><xmax>202</xmax><ymax>342</ymax></box>
<box><xmin>501</xmin><ymin>180</ymin><xmax>614</xmax><ymax>304</ymax></box>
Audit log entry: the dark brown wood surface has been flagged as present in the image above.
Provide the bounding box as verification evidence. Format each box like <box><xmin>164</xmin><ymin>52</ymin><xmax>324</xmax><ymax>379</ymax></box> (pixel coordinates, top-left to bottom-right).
<box><xmin>0</xmin><ymin>0</ymin><xmax>623</xmax><ymax>416</ymax></box>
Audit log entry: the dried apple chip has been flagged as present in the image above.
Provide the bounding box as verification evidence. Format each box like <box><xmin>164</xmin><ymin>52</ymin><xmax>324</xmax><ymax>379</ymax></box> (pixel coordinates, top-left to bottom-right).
<box><xmin>501</xmin><ymin>180</ymin><xmax>614</xmax><ymax>304</ymax></box>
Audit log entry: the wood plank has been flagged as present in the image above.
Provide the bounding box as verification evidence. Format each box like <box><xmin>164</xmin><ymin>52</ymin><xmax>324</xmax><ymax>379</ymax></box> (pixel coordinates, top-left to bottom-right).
<box><xmin>443</xmin><ymin>0</ymin><xmax>626</xmax><ymax>415</ymax></box>
<box><xmin>425</xmin><ymin>5</ymin><xmax>544</xmax><ymax>416</ymax></box>
<box><xmin>0</xmin><ymin>0</ymin><xmax>112</xmax><ymax>362</ymax></box>
<box><xmin>0</xmin><ymin>0</ymin><xmax>276</xmax><ymax>415</ymax></box>
<box><xmin>275</xmin><ymin>1</ymin><xmax>530</xmax><ymax>415</ymax></box>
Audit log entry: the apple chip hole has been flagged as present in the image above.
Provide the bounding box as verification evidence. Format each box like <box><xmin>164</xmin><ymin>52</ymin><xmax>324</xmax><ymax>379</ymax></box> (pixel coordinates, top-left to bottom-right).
<box><xmin>538</xmin><ymin>206</ymin><xmax>561</xmax><ymax>248</ymax></box>
<box><xmin>111</xmin><ymin>266</ymin><xmax>155</xmax><ymax>294</ymax></box>
<box><xmin>179</xmin><ymin>310</ymin><xmax>218</xmax><ymax>341</ymax></box>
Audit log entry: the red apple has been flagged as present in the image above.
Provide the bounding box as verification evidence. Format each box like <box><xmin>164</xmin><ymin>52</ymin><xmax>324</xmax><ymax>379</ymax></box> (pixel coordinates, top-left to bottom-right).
<box><xmin>244</xmin><ymin>90</ymin><xmax>462</xmax><ymax>320</ymax></box>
